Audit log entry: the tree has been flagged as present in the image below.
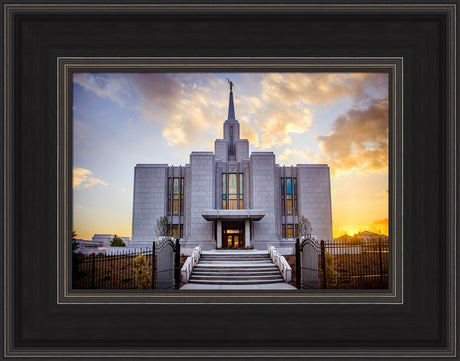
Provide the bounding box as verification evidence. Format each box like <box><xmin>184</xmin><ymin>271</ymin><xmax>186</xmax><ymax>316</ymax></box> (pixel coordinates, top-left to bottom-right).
<box><xmin>298</xmin><ymin>216</ymin><xmax>313</xmax><ymax>237</ymax></box>
<box><xmin>71</xmin><ymin>230</ymin><xmax>83</xmax><ymax>282</ymax></box>
<box><xmin>110</xmin><ymin>234</ymin><xmax>126</xmax><ymax>247</ymax></box>
<box><xmin>72</xmin><ymin>230</ymin><xmax>79</xmax><ymax>252</ymax></box>
<box><xmin>155</xmin><ymin>216</ymin><xmax>171</xmax><ymax>237</ymax></box>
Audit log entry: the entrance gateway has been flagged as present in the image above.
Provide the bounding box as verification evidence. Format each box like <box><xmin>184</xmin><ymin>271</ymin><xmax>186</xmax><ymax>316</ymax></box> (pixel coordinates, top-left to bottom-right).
<box><xmin>201</xmin><ymin>209</ymin><xmax>265</xmax><ymax>249</ymax></box>
<box><xmin>222</xmin><ymin>222</ymin><xmax>244</xmax><ymax>249</ymax></box>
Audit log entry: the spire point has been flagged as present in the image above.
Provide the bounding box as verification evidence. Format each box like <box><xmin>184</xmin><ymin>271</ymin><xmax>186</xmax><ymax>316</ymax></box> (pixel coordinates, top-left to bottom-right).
<box><xmin>226</xmin><ymin>78</ymin><xmax>234</xmax><ymax>92</ymax></box>
<box><xmin>226</xmin><ymin>90</ymin><xmax>236</xmax><ymax>121</ymax></box>
<box><xmin>225</xmin><ymin>78</ymin><xmax>236</xmax><ymax>121</ymax></box>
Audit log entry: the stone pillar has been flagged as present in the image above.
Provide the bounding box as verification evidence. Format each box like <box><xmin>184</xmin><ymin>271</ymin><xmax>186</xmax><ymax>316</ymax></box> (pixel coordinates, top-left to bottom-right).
<box><xmin>245</xmin><ymin>219</ymin><xmax>251</xmax><ymax>248</ymax></box>
<box><xmin>217</xmin><ymin>220</ymin><xmax>222</xmax><ymax>248</ymax></box>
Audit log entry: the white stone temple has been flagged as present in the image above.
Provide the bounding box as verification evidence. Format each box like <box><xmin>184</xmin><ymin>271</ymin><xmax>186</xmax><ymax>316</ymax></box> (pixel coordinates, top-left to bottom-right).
<box><xmin>130</xmin><ymin>83</ymin><xmax>333</xmax><ymax>252</ymax></box>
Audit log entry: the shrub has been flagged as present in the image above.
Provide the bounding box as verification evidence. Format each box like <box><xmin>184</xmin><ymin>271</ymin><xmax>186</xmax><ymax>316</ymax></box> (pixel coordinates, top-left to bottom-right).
<box><xmin>324</xmin><ymin>251</ymin><xmax>336</xmax><ymax>288</ymax></box>
<box><xmin>134</xmin><ymin>252</ymin><xmax>152</xmax><ymax>289</ymax></box>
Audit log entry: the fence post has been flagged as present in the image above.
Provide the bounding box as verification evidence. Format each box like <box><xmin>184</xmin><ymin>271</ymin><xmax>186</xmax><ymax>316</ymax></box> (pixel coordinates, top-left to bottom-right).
<box><xmin>151</xmin><ymin>242</ymin><xmax>156</xmax><ymax>289</ymax></box>
<box><xmin>295</xmin><ymin>238</ymin><xmax>301</xmax><ymax>289</ymax></box>
<box><xmin>378</xmin><ymin>238</ymin><xmax>383</xmax><ymax>284</ymax></box>
<box><xmin>320</xmin><ymin>240</ymin><xmax>327</xmax><ymax>289</ymax></box>
<box><xmin>174</xmin><ymin>238</ymin><xmax>181</xmax><ymax>289</ymax></box>
<box><xmin>91</xmin><ymin>253</ymin><xmax>96</xmax><ymax>289</ymax></box>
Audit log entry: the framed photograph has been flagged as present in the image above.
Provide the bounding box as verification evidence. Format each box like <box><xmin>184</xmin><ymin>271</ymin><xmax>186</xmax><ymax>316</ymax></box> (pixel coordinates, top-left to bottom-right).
<box><xmin>68</xmin><ymin>65</ymin><xmax>395</xmax><ymax>294</ymax></box>
<box><xmin>2</xmin><ymin>1</ymin><xmax>457</xmax><ymax>360</ymax></box>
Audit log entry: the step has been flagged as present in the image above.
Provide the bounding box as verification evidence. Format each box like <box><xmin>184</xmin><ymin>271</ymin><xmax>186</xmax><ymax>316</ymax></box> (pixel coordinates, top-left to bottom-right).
<box><xmin>190</xmin><ymin>274</ymin><xmax>283</xmax><ymax>280</ymax></box>
<box><xmin>191</xmin><ymin>273</ymin><xmax>281</xmax><ymax>279</ymax></box>
<box><xmin>193</xmin><ymin>270</ymin><xmax>281</xmax><ymax>276</ymax></box>
<box><xmin>199</xmin><ymin>258</ymin><xmax>271</xmax><ymax>262</ymax></box>
<box><xmin>199</xmin><ymin>260</ymin><xmax>271</xmax><ymax>262</ymax></box>
<box><xmin>201</xmin><ymin>251</ymin><xmax>269</xmax><ymax>255</ymax></box>
<box><xmin>188</xmin><ymin>279</ymin><xmax>284</xmax><ymax>285</ymax></box>
<box><xmin>201</xmin><ymin>253</ymin><xmax>270</xmax><ymax>255</ymax></box>
<box><xmin>200</xmin><ymin>256</ymin><xmax>270</xmax><ymax>259</ymax></box>
<box><xmin>201</xmin><ymin>253</ymin><xmax>270</xmax><ymax>258</ymax></box>
<box><xmin>198</xmin><ymin>259</ymin><xmax>274</xmax><ymax>265</ymax></box>
<box><xmin>197</xmin><ymin>263</ymin><xmax>274</xmax><ymax>267</ymax></box>
<box><xmin>199</xmin><ymin>258</ymin><xmax>272</xmax><ymax>261</ymax></box>
<box><xmin>194</xmin><ymin>264</ymin><xmax>278</xmax><ymax>269</ymax></box>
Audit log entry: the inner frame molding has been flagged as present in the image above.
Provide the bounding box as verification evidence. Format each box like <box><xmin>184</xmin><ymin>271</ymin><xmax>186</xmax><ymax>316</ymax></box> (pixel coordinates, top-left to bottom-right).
<box><xmin>56</xmin><ymin>57</ymin><xmax>403</xmax><ymax>305</ymax></box>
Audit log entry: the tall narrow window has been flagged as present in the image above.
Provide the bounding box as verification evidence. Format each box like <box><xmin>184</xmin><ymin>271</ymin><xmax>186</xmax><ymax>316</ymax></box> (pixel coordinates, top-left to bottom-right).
<box><xmin>230</xmin><ymin>126</ymin><xmax>233</xmax><ymax>155</ymax></box>
<box><xmin>286</xmin><ymin>178</ymin><xmax>293</xmax><ymax>214</ymax></box>
<box><xmin>228</xmin><ymin>173</ymin><xmax>237</xmax><ymax>209</ymax></box>
<box><xmin>180</xmin><ymin>177</ymin><xmax>184</xmax><ymax>215</ymax></box>
<box><xmin>281</xmin><ymin>178</ymin><xmax>285</xmax><ymax>215</ymax></box>
<box><xmin>168</xmin><ymin>178</ymin><xmax>172</xmax><ymax>215</ymax></box>
<box><xmin>172</xmin><ymin>224</ymin><xmax>179</xmax><ymax>238</ymax></box>
<box><xmin>287</xmin><ymin>224</ymin><xmax>294</xmax><ymax>238</ymax></box>
<box><xmin>173</xmin><ymin>178</ymin><xmax>179</xmax><ymax>214</ymax></box>
<box><xmin>239</xmin><ymin>173</ymin><xmax>244</xmax><ymax>209</ymax></box>
<box><xmin>222</xmin><ymin>174</ymin><xmax>227</xmax><ymax>209</ymax></box>
<box><xmin>282</xmin><ymin>224</ymin><xmax>286</xmax><ymax>238</ymax></box>
<box><xmin>293</xmin><ymin>177</ymin><xmax>297</xmax><ymax>214</ymax></box>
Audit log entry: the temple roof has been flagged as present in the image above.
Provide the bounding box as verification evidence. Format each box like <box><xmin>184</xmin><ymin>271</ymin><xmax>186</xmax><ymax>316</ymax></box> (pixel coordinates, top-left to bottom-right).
<box><xmin>226</xmin><ymin>90</ymin><xmax>237</xmax><ymax>121</ymax></box>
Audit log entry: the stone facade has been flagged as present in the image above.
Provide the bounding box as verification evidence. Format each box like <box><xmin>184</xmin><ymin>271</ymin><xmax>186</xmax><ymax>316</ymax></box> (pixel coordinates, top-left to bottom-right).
<box><xmin>132</xmin><ymin>164</ymin><xmax>168</xmax><ymax>243</ymax></box>
<box><xmin>131</xmin><ymin>89</ymin><xmax>333</xmax><ymax>251</ymax></box>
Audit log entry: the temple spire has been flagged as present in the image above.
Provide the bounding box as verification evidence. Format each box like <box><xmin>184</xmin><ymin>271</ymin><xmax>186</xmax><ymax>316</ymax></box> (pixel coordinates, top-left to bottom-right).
<box><xmin>225</xmin><ymin>78</ymin><xmax>236</xmax><ymax>121</ymax></box>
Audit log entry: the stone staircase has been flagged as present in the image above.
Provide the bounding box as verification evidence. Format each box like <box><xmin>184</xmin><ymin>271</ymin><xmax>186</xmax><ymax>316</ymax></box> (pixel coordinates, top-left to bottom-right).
<box><xmin>188</xmin><ymin>250</ymin><xmax>285</xmax><ymax>285</ymax></box>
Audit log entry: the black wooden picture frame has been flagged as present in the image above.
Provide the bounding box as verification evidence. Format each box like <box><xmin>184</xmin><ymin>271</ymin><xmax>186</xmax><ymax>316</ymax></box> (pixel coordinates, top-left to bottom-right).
<box><xmin>2</xmin><ymin>1</ymin><xmax>458</xmax><ymax>360</ymax></box>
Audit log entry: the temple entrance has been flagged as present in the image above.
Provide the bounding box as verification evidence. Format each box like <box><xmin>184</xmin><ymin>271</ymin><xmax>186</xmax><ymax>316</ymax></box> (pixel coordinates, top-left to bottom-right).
<box><xmin>222</xmin><ymin>222</ymin><xmax>245</xmax><ymax>249</ymax></box>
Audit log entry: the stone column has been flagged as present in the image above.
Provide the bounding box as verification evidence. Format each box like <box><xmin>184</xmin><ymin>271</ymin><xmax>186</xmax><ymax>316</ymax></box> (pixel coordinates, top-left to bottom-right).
<box><xmin>245</xmin><ymin>219</ymin><xmax>251</xmax><ymax>248</ymax></box>
<box><xmin>216</xmin><ymin>219</ymin><xmax>222</xmax><ymax>248</ymax></box>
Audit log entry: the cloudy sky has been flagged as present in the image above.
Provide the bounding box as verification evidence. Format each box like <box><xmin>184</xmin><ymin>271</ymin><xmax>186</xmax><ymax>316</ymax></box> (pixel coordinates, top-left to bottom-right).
<box><xmin>73</xmin><ymin>72</ymin><xmax>388</xmax><ymax>240</ymax></box>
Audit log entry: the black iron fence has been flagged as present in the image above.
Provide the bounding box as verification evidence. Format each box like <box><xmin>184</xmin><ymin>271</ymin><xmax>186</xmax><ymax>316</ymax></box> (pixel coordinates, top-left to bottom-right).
<box><xmin>72</xmin><ymin>239</ymin><xmax>181</xmax><ymax>290</ymax></box>
<box><xmin>296</xmin><ymin>238</ymin><xmax>389</xmax><ymax>289</ymax></box>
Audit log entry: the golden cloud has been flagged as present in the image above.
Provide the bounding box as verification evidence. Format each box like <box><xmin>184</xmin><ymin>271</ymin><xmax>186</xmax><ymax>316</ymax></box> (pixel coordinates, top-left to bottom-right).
<box><xmin>73</xmin><ymin>168</ymin><xmax>107</xmax><ymax>190</ymax></box>
<box><xmin>259</xmin><ymin>73</ymin><xmax>387</xmax><ymax>106</ymax></box>
<box><xmin>235</xmin><ymin>73</ymin><xmax>387</xmax><ymax>150</ymax></box>
<box><xmin>317</xmin><ymin>98</ymin><xmax>389</xmax><ymax>174</ymax></box>
<box><xmin>159</xmin><ymin>78</ymin><xmax>227</xmax><ymax>147</ymax></box>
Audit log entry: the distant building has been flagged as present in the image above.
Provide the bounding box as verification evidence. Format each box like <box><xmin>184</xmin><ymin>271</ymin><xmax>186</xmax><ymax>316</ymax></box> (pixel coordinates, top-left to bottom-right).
<box><xmin>352</xmin><ymin>231</ymin><xmax>389</xmax><ymax>245</ymax></box>
<box><xmin>91</xmin><ymin>234</ymin><xmax>131</xmax><ymax>247</ymax></box>
<box><xmin>334</xmin><ymin>234</ymin><xmax>354</xmax><ymax>242</ymax></box>
<box><xmin>130</xmin><ymin>85</ymin><xmax>333</xmax><ymax>251</ymax></box>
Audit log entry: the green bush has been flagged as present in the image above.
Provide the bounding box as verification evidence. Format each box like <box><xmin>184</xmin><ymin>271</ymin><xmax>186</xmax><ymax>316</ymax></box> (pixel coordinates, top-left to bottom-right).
<box><xmin>110</xmin><ymin>235</ymin><xmax>126</xmax><ymax>247</ymax></box>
